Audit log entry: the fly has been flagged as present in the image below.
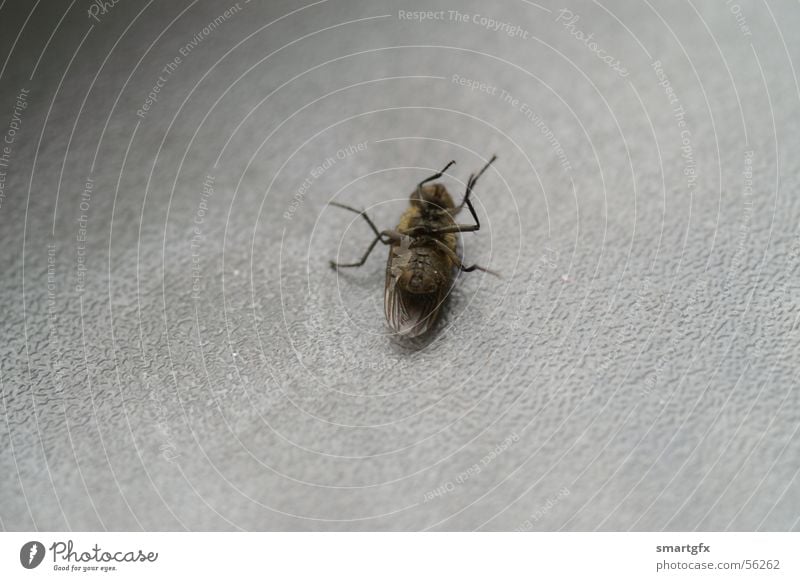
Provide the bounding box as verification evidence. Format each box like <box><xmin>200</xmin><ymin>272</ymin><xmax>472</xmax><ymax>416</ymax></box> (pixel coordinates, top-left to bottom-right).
<box><xmin>329</xmin><ymin>155</ymin><xmax>499</xmax><ymax>337</ymax></box>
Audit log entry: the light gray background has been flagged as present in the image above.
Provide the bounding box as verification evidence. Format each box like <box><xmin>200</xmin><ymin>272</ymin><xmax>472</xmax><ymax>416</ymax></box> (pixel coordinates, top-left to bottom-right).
<box><xmin>1</xmin><ymin>0</ymin><xmax>799</xmax><ymax>531</ymax></box>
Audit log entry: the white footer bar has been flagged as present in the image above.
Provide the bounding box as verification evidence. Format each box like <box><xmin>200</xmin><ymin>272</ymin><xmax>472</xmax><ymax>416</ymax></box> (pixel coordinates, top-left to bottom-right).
<box><xmin>1</xmin><ymin>532</ymin><xmax>796</xmax><ymax>580</ymax></box>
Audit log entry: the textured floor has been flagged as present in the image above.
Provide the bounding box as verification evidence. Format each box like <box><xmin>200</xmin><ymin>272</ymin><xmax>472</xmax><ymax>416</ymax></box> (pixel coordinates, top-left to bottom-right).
<box><xmin>1</xmin><ymin>0</ymin><xmax>799</xmax><ymax>530</ymax></box>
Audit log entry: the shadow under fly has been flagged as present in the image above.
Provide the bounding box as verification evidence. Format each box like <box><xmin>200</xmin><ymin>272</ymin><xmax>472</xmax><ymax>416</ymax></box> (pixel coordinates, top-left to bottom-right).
<box><xmin>329</xmin><ymin>155</ymin><xmax>500</xmax><ymax>338</ymax></box>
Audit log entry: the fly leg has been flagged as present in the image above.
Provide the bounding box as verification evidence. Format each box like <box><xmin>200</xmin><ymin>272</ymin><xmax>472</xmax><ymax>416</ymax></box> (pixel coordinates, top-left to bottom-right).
<box><xmin>446</xmin><ymin>154</ymin><xmax>498</xmax><ymax>233</ymax></box>
<box><xmin>329</xmin><ymin>201</ymin><xmax>383</xmax><ymax>237</ymax></box>
<box><xmin>416</xmin><ymin>160</ymin><xmax>456</xmax><ymax>194</ymax></box>
<box><xmin>328</xmin><ymin>202</ymin><xmax>401</xmax><ymax>268</ymax></box>
<box><xmin>430</xmin><ymin>239</ymin><xmax>501</xmax><ymax>278</ymax></box>
<box><xmin>460</xmin><ymin>263</ymin><xmax>501</xmax><ymax>276</ymax></box>
<box><xmin>329</xmin><ymin>229</ymin><xmax>401</xmax><ymax>269</ymax></box>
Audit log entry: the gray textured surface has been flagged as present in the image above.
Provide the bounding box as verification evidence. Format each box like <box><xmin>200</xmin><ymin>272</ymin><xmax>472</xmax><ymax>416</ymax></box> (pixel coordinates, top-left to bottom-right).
<box><xmin>1</xmin><ymin>0</ymin><xmax>799</xmax><ymax>531</ymax></box>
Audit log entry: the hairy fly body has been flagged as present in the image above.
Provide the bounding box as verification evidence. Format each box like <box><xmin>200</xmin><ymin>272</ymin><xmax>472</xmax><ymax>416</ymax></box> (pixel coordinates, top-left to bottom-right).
<box><xmin>329</xmin><ymin>155</ymin><xmax>498</xmax><ymax>337</ymax></box>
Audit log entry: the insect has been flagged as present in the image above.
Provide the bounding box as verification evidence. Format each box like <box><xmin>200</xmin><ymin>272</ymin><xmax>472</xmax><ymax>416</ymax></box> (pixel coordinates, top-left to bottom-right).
<box><xmin>329</xmin><ymin>155</ymin><xmax>498</xmax><ymax>337</ymax></box>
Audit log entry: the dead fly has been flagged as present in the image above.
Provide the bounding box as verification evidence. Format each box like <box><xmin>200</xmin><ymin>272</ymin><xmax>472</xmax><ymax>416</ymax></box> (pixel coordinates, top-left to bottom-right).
<box><xmin>329</xmin><ymin>155</ymin><xmax>499</xmax><ymax>337</ymax></box>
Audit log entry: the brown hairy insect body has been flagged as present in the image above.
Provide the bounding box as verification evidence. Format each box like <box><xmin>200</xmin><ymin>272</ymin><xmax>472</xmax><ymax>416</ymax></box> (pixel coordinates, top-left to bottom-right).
<box><xmin>330</xmin><ymin>156</ymin><xmax>498</xmax><ymax>337</ymax></box>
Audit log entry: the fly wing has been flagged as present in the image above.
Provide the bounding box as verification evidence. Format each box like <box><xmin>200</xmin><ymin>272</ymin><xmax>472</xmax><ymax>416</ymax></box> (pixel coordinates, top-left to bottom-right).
<box><xmin>384</xmin><ymin>281</ymin><xmax>446</xmax><ymax>337</ymax></box>
<box><xmin>384</xmin><ymin>244</ymin><xmax>451</xmax><ymax>337</ymax></box>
